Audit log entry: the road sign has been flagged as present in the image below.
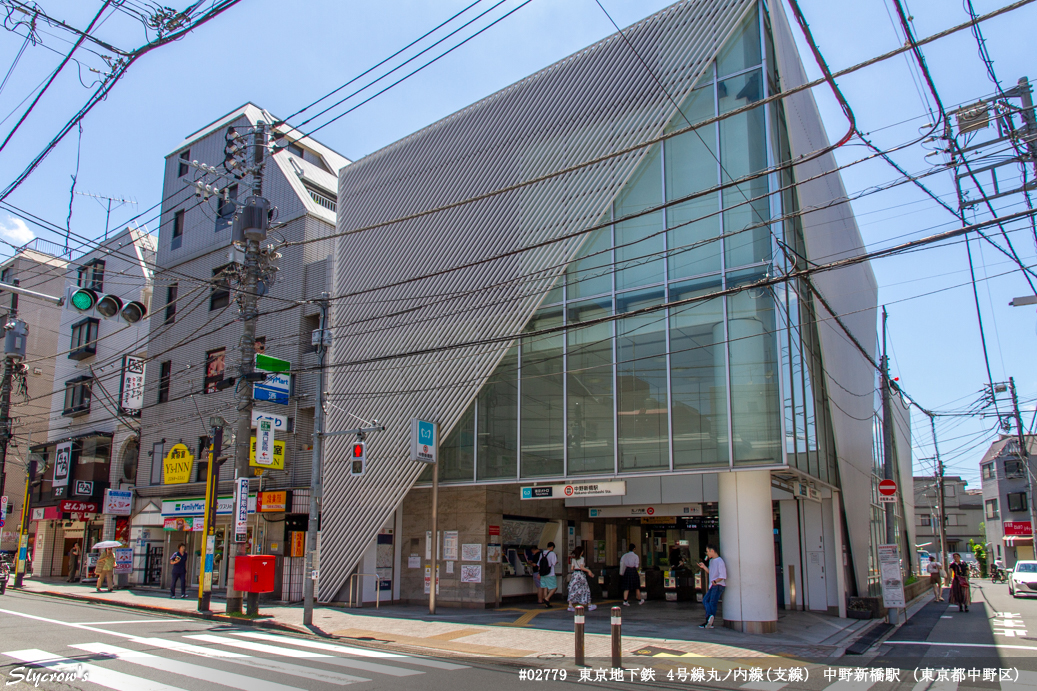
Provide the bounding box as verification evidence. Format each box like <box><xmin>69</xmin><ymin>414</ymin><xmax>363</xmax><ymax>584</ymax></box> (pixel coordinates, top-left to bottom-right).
<box><xmin>255</xmin><ymin>353</ymin><xmax>290</xmax><ymax>372</ymax></box>
<box><xmin>251</xmin><ymin>410</ymin><xmax>287</xmax><ymax>431</ymax></box>
<box><xmin>1</xmin><ymin>495</ymin><xmax>7</xmax><ymax>517</ymax></box>
<box><xmin>255</xmin><ymin>419</ymin><xmax>274</xmax><ymax>466</ymax></box>
<box><xmin>234</xmin><ymin>478</ymin><xmax>248</xmax><ymax>543</ymax></box>
<box><xmin>410</xmin><ymin>419</ymin><xmax>437</xmax><ymax>463</ymax></box>
<box><xmin>879</xmin><ymin>479</ymin><xmax>897</xmax><ymax>503</ymax></box>
<box><xmin>0</xmin><ymin>519</ymin><xmax>4</xmax><ymax>528</ymax></box>
<box><xmin>254</xmin><ymin>371</ymin><xmax>291</xmax><ymax>405</ymax></box>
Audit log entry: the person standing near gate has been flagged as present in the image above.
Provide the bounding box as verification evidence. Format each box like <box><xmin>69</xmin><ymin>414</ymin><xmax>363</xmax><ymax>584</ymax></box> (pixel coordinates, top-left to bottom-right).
<box><xmin>169</xmin><ymin>543</ymin><xmax>188</xmax><ymax>598</ymax></box>
<box><xmin>67</xmin><ymin>543</ymin><xmax>81</xmax><ymax>582</ymax></box>
<box><xmin>698</xmin><ymin>544</ymin><xmax>726</xmax><ymax>629</ymax></box>
<box><xmin>620</xmin><ymin>544</ymin><xmax>644</xmax><ymax>606</ymax></box>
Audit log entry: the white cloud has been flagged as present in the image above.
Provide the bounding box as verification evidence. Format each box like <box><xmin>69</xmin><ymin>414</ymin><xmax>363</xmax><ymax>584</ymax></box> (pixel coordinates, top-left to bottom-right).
<box><xmin>0</xmin><ymin>216</ymin><xmax>34</xmax><ymax>246</ymax></box>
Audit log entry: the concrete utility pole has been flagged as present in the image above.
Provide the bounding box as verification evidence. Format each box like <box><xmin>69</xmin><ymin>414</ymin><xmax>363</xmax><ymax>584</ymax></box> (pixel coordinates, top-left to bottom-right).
<box><xmin>303</xmin><ymin>293</ymin><xmax>330</xmax><ymax>626</ymax></box>
<box><xmin>1008</xmin><ymin>377</ymin><xmax>1037</xmax><ymax>549</ymax></box>
<box><xmin>225</xmin><ymin>122</ymin><xmax>270</xmax><ymax>615</ymax></box>
<box><xmin>880</xmin><ymin>307</ymin><xmax>900</xmax><ymax>625</ymax></box>
<box><xmin>929</xmin><ymin>415</ymin><xmax>948</xmax><ymax>565</ymax></box>
<box><xmin>0</xmin><ymin>281</ymin><xmax>17</xmax><ymax>506</ymax></box>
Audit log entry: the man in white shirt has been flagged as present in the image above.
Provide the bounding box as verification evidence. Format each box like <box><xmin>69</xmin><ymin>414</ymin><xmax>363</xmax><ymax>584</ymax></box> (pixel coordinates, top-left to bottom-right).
<box><xmin>540</xmin><ymin>542</ymin><xmax>559</xmax><ymax>608</ymax></box>
<box><xmin>697</xmin><ymin>544</ymin><xmax>726</xmax><ymax>629</ymax></box>
<box><xmin>620</xmin><ymin>545</ymin><xmax>644</xmax><ymax>606</ymax></box>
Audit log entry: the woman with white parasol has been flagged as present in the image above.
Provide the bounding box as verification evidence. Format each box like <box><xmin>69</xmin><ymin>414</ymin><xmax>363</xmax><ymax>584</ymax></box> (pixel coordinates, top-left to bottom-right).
<box><xmin>92</xmin><ymin>541</ymin><xmax>120</xmax><ymax>592</ymax></box>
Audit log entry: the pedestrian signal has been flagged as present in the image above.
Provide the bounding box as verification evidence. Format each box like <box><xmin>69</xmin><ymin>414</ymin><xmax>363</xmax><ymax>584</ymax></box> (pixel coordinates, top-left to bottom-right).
<box><xmin>350</xmin><ymin>441</ymin><xmax>366</xmax><ymax>476</ymax></box>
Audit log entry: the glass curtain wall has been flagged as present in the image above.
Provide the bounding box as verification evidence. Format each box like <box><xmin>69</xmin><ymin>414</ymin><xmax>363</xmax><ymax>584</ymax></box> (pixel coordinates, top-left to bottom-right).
<box><xmin>431</xmin><ymin>1</ymin><xmax>834</xmax><ymax>484</ymax></box>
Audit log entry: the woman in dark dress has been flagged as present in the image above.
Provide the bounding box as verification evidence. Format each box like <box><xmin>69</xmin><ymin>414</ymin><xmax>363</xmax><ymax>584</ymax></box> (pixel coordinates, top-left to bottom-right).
<box><xmin>947</xmin><ymin>552</ymin><xmax>970</xmax><ymax>612</ymax></box>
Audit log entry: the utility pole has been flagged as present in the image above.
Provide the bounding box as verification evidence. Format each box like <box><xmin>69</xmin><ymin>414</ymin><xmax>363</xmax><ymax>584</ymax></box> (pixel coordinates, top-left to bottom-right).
<box><xmin>303</xmin><ymin>293</ymin><xmax>330</xmax><ymax>627</ymax></box>
<box><xmin>930</xmin><ymin>415</ymin><xmax>948</xmax><ymax>566</ymax></box>
<box><xmin>0</xmin><ymin>280</ymin><xmax>17</xmax><ymax>506</ymax></box>
<box><xmin>12</xmin><ymin>431</ymin><xmax>31</xmax><ymax>589</ymax></box>
<box><xmin>880</xmin><ymin>307</ymin><xmax>900</xmax><ymax>625</ymax></box>
<box><xmin>1008</xmin><ymin>377</ymin><xmax>1037</xmax><ymax>549</ymax></box>
<box><xmin>225</xmin><ymin>121</ymin><xmax>272</xmax><ymax>615</ymax></box>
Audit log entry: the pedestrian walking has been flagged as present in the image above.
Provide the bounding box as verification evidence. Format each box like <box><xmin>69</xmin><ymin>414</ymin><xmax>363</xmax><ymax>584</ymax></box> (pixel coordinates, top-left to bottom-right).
<box><xmin>567</xmin><ymin>546</ymin><xmax>596</xmax><ymax>612</ymax></box>
<box><xmin>539</xmin><ymin>542</ymin><xmax>559</xmax><ymax>608</ymax></box>
<box><xmin>927</xmin><ymin>555</ymin><xmax>944</xmax><ymax>602</ymax></box>
<box><xmin>66</xmin><ymin>543</ymin><xmax>81</xmax><ymax>582</ymax></box>
<box><xmin>947</xmin><ymin>552</ymin><xmax>970</xmax><ymax>612</ymax></box>
<box><xmin>697</xmin><ymin>544</ymin><xmax>726</xmax><ymax>629</ymax></box>
<box><xmin>526</xmin><ymin>546</ymin><xmax>543</xmax><ymax>603</ymax></box>
<box><xmin>620</xmin><ymin>544</ymin><xmax>644</xmax><ymax>606</ymax></box>
<box><xmin>95</xmin><ymin>549</ymin><xmax>115</xmax><ymax>592</ymax></box>
<box><xmin>169</xmin><ymin>543</ymin><xmax>188</xmax><ymax>599</ymax></box>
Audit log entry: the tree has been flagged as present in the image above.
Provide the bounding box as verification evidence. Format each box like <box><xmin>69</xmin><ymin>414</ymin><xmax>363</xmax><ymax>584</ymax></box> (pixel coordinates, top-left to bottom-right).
<box><xmin>969</xmin><ymin>538</ymin><xmax>987</xmax><ymax>577</ymax></box>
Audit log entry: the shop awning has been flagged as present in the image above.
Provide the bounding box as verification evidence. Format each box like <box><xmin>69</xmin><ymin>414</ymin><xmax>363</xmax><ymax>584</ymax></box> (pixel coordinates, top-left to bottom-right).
<box><xmin>1005</xmin><ymin>536</ymin><xmax>1033</xmax><ymax>546</ymax></box>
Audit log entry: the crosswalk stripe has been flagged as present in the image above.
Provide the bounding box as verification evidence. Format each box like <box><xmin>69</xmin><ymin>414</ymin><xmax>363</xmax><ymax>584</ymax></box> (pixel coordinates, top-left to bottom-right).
<box><xmin>1012</xmin><ymin>671</ymin><xmax>1037</xmax><ymax>691</ymax></box>
<box><xmin>226</xmin><ymin>631</ymin><xmax>467</xmax><ymax>670</ymax></box>
<box><xmin>3</xmin><ymin>649</ymin><xmax>188</xmax><ymax>691</ymax></box>
<box><xmin>185</xmin><ymin>634</ymin><xmax>423</xmax><ymax>677</ymax></box>
<box><xmin>70</xmin><ymin>643</ymin><xmax>307</xmax><ymax>691</ymax></box>
<box><xmin>741</xmin><ymin>683</ymin><xmax>787</xmax><ymax>691</ymax></box>
<box><xmin>129</xmin><ymin>636</ymin><xmax>367</xmax><ymax>686</ymax></box>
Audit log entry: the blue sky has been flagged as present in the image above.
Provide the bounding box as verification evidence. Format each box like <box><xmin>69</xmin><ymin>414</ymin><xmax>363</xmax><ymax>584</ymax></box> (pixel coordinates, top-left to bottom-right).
<box><xmin>0</xmin><ymin>0</ymin><xmax>1034</xmax><ymax>487</ymax></box>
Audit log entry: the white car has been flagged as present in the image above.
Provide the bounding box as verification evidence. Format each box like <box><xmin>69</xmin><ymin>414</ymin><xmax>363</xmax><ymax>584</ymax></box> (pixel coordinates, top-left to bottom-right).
<box><xmin>1009</xmin><ymin>561</ymin><xmax>1037</xmax><ymax>597</ymax></box>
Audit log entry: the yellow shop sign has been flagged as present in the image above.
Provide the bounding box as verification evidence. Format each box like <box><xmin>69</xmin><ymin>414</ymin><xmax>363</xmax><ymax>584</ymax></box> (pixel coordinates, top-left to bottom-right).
<box><xmin>163</xmin><ymin>443</ymin><xmax>194</xmax><ymax>484</ymax></box>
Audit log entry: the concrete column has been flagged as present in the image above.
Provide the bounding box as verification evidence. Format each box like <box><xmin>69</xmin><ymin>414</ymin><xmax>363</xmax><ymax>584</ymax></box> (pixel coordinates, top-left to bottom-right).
<box><xmin>718</xmin><ymin>469</ymin><xmax>777</xmax><ymax>633</ymax></box>
<box><xmin>831</xmin><ymin>491</ymin><xmax>847</xmax><ymax>618</ymax></box>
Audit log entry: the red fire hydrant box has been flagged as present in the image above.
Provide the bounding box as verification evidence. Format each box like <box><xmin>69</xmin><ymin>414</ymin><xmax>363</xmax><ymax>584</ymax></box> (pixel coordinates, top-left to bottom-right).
<box><xmin>234</xmin><ymin>555</ymin><xmax>276</xmax><ymax>593</ymax></box>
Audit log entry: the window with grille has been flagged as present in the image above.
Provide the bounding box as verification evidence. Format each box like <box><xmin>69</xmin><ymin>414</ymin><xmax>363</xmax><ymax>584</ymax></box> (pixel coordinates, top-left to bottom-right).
<box><xmin>68</xmin><ymin>317</ymin><xmax>99</xmax><ymax>360</ymax></box>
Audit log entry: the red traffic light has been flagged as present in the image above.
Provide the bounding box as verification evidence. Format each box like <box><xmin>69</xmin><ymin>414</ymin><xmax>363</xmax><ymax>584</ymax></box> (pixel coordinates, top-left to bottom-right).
<box><xmin>352</xmin><ymin>443</ymin><xmax>365</xmax><ymax>458</ymax></box>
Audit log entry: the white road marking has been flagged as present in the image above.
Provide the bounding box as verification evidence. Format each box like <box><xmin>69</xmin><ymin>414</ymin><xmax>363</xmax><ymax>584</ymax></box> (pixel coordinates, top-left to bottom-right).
<box><xmin>130</xmin><ymin>636</ymin><xmax>367</xmax><ymax>685</ymax></box>
<box><xmin>911</xmin><ymin>680</ymin><xmax>957</xmax><ymax>691</ymax></box>
<box><xmin>741</xmin><ymin>683</ymin><xmax>786</xmax><ymax>691</ymax></box>
<box><xmin>70</xmin><ymin>643</ymin><xmax>307</xmax><ymax>691</ymax></box>
<box><xmin>227</xmin><ymin>631</ymin><xmax>467</xmax><ymax>670</ymax></box>
<box><xmin>3</xmin><ymin>648</ymin><xmax>187</xmax><ymax>691</ymax></box>
<box><xmin>76</xmin><ymin>620</ymin><xmax>185</xmax><ymax>625</ymax></box>
<box><xmin>186</xmin><ymin>634</ymin><xmax>422</xmax><ymax>676</ymax></box>
<box><xmin>821</xmin><ymin>682</ymin><xmax>874</xmax><ymax>691</ymax></box>
<box><xmin>884</xmin><ymin>640</ymin><xmax>1037</xmax><ymax>651</ymax></box>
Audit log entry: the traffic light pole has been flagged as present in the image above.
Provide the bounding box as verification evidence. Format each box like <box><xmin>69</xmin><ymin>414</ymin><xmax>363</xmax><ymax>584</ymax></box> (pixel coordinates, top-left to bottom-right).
<box><xmin>198</xmin><ymin>421</ymin><xmax>225</xmax><ymax>613</ymax></box>
<box><xmin>12</xmin><ymin>432</ymin><xmax>32</xmax><ymax>589</ymax></box>
<box><xmin>226</xmin><ymin>122</ymin><xmax>267</xmax><ymax>616</ymax></box>
<box><xmin>303</xmin><ymin>294</ymin><xmax>329</xmax><ymax>627</ymax></box>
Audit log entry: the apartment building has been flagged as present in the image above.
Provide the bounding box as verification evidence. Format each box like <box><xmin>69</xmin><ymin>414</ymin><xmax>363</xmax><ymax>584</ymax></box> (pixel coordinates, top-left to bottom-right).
<box><xmin>980</xmin><ymin>434</ymin><xmax>1037</xmax><ymax>567</ymax></box>
<box><xmin>913</xmin><ymin>475</ymin><xmax>984</xmax><ymax>559</ymax></box>
<box><xmin>132</xmin><ymin>103</ymin><xmax>348</xmax><ymax>599</ymax></box>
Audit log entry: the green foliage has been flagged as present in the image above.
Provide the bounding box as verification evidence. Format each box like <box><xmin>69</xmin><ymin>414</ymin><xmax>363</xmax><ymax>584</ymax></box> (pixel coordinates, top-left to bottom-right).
<box><xmin>969</xmin><ymin>538</ymin><xmax>988</xmax><ymax>577</ymax></box>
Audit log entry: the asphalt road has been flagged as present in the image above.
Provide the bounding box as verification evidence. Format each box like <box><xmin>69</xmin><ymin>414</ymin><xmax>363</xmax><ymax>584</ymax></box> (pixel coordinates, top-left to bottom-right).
<box><xmin>0</xmin><ymin>590</ymin><xmax>571</xmax><ymax>691</ymax></box>
<box><xmin>875</xmin><ymin>580</ymin><xmax>1037</xmax><ymax>683</ymax></box>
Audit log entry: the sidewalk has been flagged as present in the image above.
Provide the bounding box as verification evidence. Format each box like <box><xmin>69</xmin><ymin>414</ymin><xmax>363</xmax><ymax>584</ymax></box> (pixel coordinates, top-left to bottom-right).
<box><xmin>15</xmin><ymin>578</ymin><xmax>873</xmax><ymax>663</ymax></box>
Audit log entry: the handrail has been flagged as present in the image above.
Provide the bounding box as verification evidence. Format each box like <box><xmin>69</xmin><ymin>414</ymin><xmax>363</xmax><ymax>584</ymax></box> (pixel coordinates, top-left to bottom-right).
<box><xmin>347</xmin><ymin>572</ymin><xmax>381</xmax><ymax>608</ymax></box>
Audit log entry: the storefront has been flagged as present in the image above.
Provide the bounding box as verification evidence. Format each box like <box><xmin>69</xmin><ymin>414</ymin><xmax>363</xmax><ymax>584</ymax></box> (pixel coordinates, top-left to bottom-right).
<box><xmin>159</xmin><ymin>493</ymin><xmax>257</xmax><ymax>591</ymax></box>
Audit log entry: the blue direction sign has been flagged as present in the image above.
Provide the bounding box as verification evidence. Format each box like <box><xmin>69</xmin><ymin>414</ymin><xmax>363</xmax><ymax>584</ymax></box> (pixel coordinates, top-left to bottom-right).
<box><xmin>410</xmin><ymin>419</ymin><xmax>437</xmax><ymax>463</ymax></box>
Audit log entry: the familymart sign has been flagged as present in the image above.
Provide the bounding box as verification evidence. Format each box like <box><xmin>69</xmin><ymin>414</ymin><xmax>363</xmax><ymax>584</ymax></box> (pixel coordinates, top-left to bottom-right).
<box><xmin>521</xmin><ymin>481</ymin><xmax>626</xmax><ymax>500</ymax></box>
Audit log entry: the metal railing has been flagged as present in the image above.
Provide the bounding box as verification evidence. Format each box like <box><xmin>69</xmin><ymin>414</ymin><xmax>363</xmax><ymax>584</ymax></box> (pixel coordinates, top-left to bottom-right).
<box><xmin>307</xmin><ymin>188</ymin><xmax>337</xmax><ymax>213</ymax></box>
<box><xmin>346</xmin><ymin>572</ymin><xmax>380</xmax><ymax>608</ymax></box>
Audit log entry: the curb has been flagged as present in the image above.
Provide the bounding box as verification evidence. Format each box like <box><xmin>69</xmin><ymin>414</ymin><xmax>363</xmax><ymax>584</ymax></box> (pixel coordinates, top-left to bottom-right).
<box><xmin>20</xmin><ymin>588</ymin><xmax>308</xmax><ymax>635</ymax></box>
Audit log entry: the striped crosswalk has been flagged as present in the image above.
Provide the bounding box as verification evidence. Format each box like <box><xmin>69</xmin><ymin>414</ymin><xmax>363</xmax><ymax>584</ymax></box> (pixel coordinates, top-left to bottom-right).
<box><xmin>1</xmin><ymin>629</ymin><xmax>469</xmax><ymax>691</ymax></box>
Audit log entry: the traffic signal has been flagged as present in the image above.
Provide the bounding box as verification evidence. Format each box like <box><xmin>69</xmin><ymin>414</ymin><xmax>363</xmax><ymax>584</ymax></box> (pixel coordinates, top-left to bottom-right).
<box><xmin>69</xmin><ymin>287</ymin><xmax>147</xmax><ymax>324</ymax></box>
<box><xmin>350</xmin><ymin>440</ymin><xmax>366</xmax><ymax>476</ymax></box>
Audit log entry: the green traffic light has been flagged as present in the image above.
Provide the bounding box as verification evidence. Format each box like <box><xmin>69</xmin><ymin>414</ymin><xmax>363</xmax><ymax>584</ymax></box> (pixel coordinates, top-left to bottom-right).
<box><xmin>70</xmin><ymin>290</ymin><xmax>95</xmax><ymax>311</ymax></box>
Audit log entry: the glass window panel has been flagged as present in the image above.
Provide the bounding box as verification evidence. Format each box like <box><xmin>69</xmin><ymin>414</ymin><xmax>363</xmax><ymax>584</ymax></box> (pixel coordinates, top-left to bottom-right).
<box><xmin>785</xmin><ymin>285</ymin><xmax>808</xmax><ymax>472</ymax></box>
<box><xmin>777</xmin><ymin>283</ymin><xmax>800</xmax><ymax>466</ymax></box>
<box><xmin>567</xmin><ymin>221</ymin><xmax>612</xmax><ymax>299</ymax></box>
<box><xmin>716</xmin><ymin>4</ymin><xmax>761</xmax><ymax>77</ymax></box>
<box><xmin>669</xmin><ymin>277</ymin><xmax>728</xmax><ymax>468</ymax></box>
<box><xmin>617</xmin><ymin>288</ymin><xmax>669</xmax><ymax>472</ymax></box>
<box><xmin>666</xmin><ymin>86</ymin><xmax>721</xmax><ymax>280</ymax></box>
<box><xmin>567</xmin><ymin>297</ymin><xmax>615</xmax><ymax>475</ymax></box>
<box><xmin>719</xmin><ymin>69</ymin><xmax>770</xmax><ymax>270</ymax></box>
<box><xmin>521</xmin><ymin>306</ymin><xmax>565</xmax><ymax>477</ymax></box>
<box><xmin>543</xmin><ymin>275</ymin><xmax>563</xmax><ymax>305</ymax></box>
<box><xmin>615</xmin><ymin>145</ymin><xmax>664</xmax><ymax>290</ymax></box>
<box><xmin>726</xmin><ymin>270</ymin><xmax>781</xmax><ymax>466</ymax></box>
<box><xmin>438</xmin><ymin>403</ymin><xmax>475</xmax><ymax>482</ymax></box>
<box><xmin>478</xmin><ymin>344</ymin><xmax>518</xmax><ymax>480</ymax></box>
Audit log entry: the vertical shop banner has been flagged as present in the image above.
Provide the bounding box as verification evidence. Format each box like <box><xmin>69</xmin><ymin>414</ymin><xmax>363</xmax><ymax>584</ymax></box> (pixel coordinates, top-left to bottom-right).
<box><xmin>203</xmin><ymin>534</ymin><xmax>215</xmax><ymax>590</ymax></box>
<box><xmin>234</xmin><ymin>478</ymin><xmax>248</xmax><ymax>542</ymax></box>
<box><xmin>114</xmin><ymin>548</ymin><xmax>133</xmax><ymax>575</ymax></box>
<box><xmin>255</xmin><ymin>419</ymin><xmax>274</xmax><ymax>466</ymax></box>
<box><xmin>52</xmin><ymin>441</ymin><xmax>72</xmax><ymax>495</ymax></box>
<box><xmin>119</xmin><ymin>355</ymin><xmax>145</xmax><ymax>416</ymax></box>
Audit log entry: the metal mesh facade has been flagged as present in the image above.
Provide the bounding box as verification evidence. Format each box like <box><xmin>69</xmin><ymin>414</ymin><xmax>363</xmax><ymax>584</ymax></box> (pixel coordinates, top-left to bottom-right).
<box><xmin>322</xmin><ymin>0</ymin><xmax>755</xmax><ymax>602</ymax></box>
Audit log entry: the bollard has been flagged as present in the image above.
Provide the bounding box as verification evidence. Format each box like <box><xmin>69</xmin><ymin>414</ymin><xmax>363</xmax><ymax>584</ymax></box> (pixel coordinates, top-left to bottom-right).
<box><xmin>611</xmin><ymin>605</ymin><xmax>622</xmax><ymax>669</ymax></box>
<box><xmin>574</xmin><ymin>605</ymin><xmax>586</xmax><ymax>666</ymax></box>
